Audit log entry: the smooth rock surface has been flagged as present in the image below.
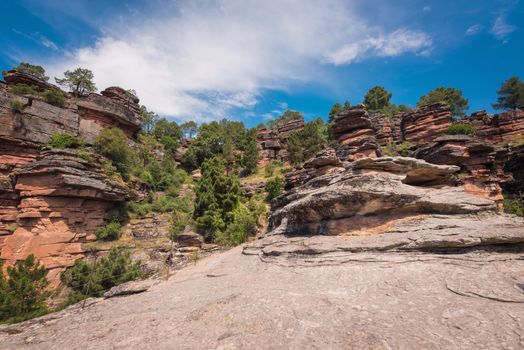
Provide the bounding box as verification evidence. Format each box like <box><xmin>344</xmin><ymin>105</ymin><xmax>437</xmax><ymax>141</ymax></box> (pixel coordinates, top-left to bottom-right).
<box><xmin>1</xmin><ymin>239</ymin><xmax>524</xmax><ymax>349</ymax></box>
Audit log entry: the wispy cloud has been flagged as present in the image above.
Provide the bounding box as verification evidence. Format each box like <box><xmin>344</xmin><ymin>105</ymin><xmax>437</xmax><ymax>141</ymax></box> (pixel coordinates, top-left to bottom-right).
<box><xmin>44</xmin><ymin>0</ymin><xmax>432</xmax><ymax>122</ymax></box>
<box><xmin>490</xmin><ymin>14</ymin><xmax>517</xmax><ymax>41</ymax></box>
<box><xmin>325</xmin><ymin>28</ymin><xmax>432</xmax><ymax>65</ymax></box>
<box><xmin>466</xmin><ymin>24</ymin><xmax>483</xmax><ymax>36</ymax></box>
<box><xmin>12</xmin><ymin>29</ymin><xmax>60</xmax><ymax>51</ymax></box>
<box><xmin>423</xmin><ymin>6</ymin><xmax>431</xmax><ymax>13</ymax></box>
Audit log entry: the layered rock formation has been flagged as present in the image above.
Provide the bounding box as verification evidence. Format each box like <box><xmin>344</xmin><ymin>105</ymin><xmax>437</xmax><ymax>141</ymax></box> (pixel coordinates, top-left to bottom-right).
<box><xmin>256</xmin><ymin>117</ymin><xmax>304</xmax><ymax>165</ymax></box>
<box><xmin>1</xmin><ymin>70</ymin><xmax>142</xmax><ymax>145</ymax></box>
<box><xmin>413</xmin><ymin>135</ymin><xmax>509</xmax><ymax>203</ymax></box>
<box><xmin>331</xmin><ymin>105</ymin><xmax>381</xmax><ymax>161</ymax></box>
<box><xmin>0</xmin><ymin>149</ymin><xmax>128</xmax><ymax>287</ymax></box>
<box><xmin>468</xmin><ymin>109</ymin><xmax>524</xmax><ymax>144</ymax></box>
<box><xmin>399</xmin><ymin>103</ymin><xmax>452</xmax><ymax>144</ymax></box>
<box><xmin>369</xmin><ymin>112</ymin><xmax>402</xmax><ymax>146</ymax></box>
<box><xmin>0</xmin><ymin>72</ymin><xmax>142</xmax><ymax>286</ymax></box>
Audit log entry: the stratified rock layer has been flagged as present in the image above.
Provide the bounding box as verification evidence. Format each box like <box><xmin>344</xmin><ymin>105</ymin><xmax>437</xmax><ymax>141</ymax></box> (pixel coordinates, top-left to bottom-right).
<box><xmin>0</xmin><ymin>149</ymin><xmax>128</xmax><ymax>287</ymax></box>
<box><xmin>332</xmin><ymin>106</ymin><xmax>381</xmax><ymax>161</ymax></box>
<box><xmin>256</xmin><ymin>117</ymin><xmax>304</xmax><ymax>165</ymax></box>
<box><xmin>413</xmin><ymin>135</ymin><xmax>509</xmax><ymax>203</ymax></box>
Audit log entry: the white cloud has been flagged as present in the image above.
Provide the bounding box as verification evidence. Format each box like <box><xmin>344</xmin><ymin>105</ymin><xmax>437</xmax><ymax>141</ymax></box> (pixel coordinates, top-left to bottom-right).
<box><xmin>46</xmin><ymin>0</ymin><xmax>432</xmax><ymax>122</ymax></box>
<box><xmin>466</xmin><ymin>24</ymin><xmax>482</xmax><ymax>36</ymax></box>
<box><xmin>490</xmin><ymin>14</ymin><xmax>516</xmax><ymax>40</ymax></box>
<box><xmin>324</xmin><ymin>29</ymin><xmax>432</xmax><ymax>65</ymax></box>
<box><xmin>423</xmin><ymin>6</ymin><xmax>431</xmax><ymax>12</ymax></box>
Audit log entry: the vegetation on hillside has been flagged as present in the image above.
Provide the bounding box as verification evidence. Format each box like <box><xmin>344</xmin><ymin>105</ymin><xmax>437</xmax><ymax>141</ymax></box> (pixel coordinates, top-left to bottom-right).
<box><xmin>417</xmin><ymin>87</ymin><xmax>469</xmax><ymax>117</ymax></box>
<box><xmin>0</xmin><ymin>255</ymin><xmax>49</xmax><ymax>324</ymax></box>
<box><xmin>493</xmin><ymin>76</ymin><xmax>524</xmax><ymax>110</ymax></box>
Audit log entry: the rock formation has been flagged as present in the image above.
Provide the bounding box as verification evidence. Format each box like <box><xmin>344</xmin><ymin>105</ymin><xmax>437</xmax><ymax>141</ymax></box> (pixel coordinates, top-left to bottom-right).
<box><xmin>331</xmin><ymin>105</ymin><xmax>381</xmax><ymax>161</ymax></box>
<box><xmin>399</xmin><ymin>103</ymin><xmax>452</xmax><ymax>144</ymax></box>
<box><xmin>1</xmin><ymin>149</ymin><xmax>128</xmax><ymax>287</ymax></box>
<box><xmin>0</xmin><ymin>72</ymin><xmax>142</xmax><ymax>286</ymax></box>
<box><xmin>256</xmin><ymin>117</ymin><xmax>304</xmax><ymax>165</ymax></box>
<box><xmin>468</xmin><ymin>109</ymin><xmax>524</xmax><ymax>144</ymax></box>
<box><xmin>413</xmin><ymin>135</ymin><xmax>509</xmax><ymax>203</ymax></box>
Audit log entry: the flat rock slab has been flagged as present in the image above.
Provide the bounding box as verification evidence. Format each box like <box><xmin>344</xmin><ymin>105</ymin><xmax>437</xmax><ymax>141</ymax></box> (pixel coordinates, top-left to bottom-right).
<box><xmin>103</xmin><ymin>279</ymin><xmax>159</xmax><ymax>298</ymax></box>
<box><xmin>1</xmin><ymin>242</ymin><xmax>524</xmax><ymax>349</ymax></box>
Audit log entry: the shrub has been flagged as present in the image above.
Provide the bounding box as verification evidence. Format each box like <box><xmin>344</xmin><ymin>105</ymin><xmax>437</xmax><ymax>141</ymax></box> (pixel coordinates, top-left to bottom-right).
<box><xmin>47</xmin><ymin>132</ymin><xmax>82</xmax><ymax>149</ymax></box>
<box><xmin>9</xmin><ymin>100</ymin><xmax>24</xmax><ymax>113</ymax></box>
<box><xmin>264</xmin><ymin>160</ymin><xmax>284</xmax><ymax>178</ymax></box>
<box><xmin>0</xmin><ymin>255</ymin><xmax>49</xmax><ymax>324</ymax></box>
<box><xmin>381</xmin><ymin>142</ymin><xmax>413</xmax><ymax>157</ymax></box>
<box><xmin>61</xmin><ymin>248</ymin><xmax>145</xmax><ymax>302</ymax></box>
<box><xmin>10</xmin><ymin>84</ymin><xmax>39</xmax><ymax>96</ymax></box>
<box><xmin>215</xmin><ymin>204</ymin><xmax>257</xmax><ymax>247</ymax></box>
<box><xmin>94</xmin><ymin>128</ymin><xmax>134</xmax><ymax>178</ymax></box>
<box><xmin>447</xmin><ymin>123</ymin><xmax>475</xmax><ymax>136</ymax></box>
<box><xmin>43</xmin><ymin>89</ymin><xmax>65</xmax><ymax>107</ymax></box>
<box><xmin>265</xmin><ymin>177</ymin><xmax>283</xmax><ymax>200</ymax></box>
<box><xmin>94</xmin><ymin>221</ymin><xmax>121</xmax><ymax>241</ymax></box>
<box><xmin>504</xmin><ymin>198</ymin><xmax>524</xmax><ymax>217</ymax></box>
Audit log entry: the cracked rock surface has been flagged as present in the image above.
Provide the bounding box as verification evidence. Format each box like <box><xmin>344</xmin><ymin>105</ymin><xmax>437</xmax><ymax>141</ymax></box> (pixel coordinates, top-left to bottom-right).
<box><xmin>1</xmin><ymin>242</ymin><xmax>524</xmax><ymax>350</ymax></box>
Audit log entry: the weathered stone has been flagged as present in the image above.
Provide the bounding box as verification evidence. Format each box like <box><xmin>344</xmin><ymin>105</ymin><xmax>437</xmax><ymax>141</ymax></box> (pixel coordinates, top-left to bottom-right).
<box><xmin>103</xmin><ymin>279</ymin><xmax>158</xmax><ymax>298</ymax></box>
<box><xmin>399</xmin><ymin>103</ymin><xmax>452</xmax><ymax>144</ymax></box>
<box><xmin>271</xmin><ymin>156</ymin><xmax>490</xmax><ymax>237</ymax></box>
<box><xmin>176</xmin><ymin>232</ymin><xmax>204</xmax><ymax>248</ymax></box>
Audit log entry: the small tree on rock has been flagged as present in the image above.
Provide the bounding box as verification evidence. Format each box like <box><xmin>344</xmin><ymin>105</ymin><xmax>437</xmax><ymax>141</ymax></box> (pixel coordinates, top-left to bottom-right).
<box><xmin>492</xmin><ymin>76</ymin><xmax>524</xmax><ymax>110</ymax></box>
<box><xmin>417</xmin><ymin>87</ymin><xmax>469</xmax><ymax>117</ymax></box>
<box><xmin>13</xmin><ymin>62</ymin><xmax>49</xmax><ymax>81</ymax></box>
<box><xmin>55</xmin><ymin>67</ymin><xmax>97</xmax><ymax>97</ymax></box>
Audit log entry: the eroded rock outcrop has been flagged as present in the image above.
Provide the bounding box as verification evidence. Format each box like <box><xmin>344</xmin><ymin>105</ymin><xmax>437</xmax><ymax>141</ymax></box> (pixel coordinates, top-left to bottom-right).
<box><xmin>256</xmin><ymin>117</ymin><xmax>304</xmax><ymax>165</ymax></box>
<box><xmin>468</xmin><ymin>109</ymin><xmax>524</xmax><ymax>144</ymax></box>
<box><xmin>400</xmin><ymin>103</ymin><xmax>452</xmax><ymax>144</ymax></box>
<box><xmin>331</xmin><ymin>106</ymin><xmax>381</xmax><ymax>161</ymax></box>
<box><xmin>0</xmin><ymin>74</ymin><xmax>142</xmax><ymax>287</ymax></box>
<box><xmin>413</xmin><ymin>135</ymin><xmax>509</xmax><ymax>203</ymax></box>
<box><xmin>0</xmin><ymin>149</ymin><xmax>129</xmax><ymax>287</ymax></box>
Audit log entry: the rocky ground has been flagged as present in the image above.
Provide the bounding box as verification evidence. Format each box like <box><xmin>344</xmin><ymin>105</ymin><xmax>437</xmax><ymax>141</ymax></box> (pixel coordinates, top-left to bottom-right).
<box><xmin>1</xmin><ymin>231</ymin><xmax>523</xmax><ymax>350</ymax></box>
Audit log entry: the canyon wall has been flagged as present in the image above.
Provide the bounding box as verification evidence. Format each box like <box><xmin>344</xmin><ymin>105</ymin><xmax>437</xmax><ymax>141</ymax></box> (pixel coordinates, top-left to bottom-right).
<box><xmin>0</xmin><ymin>71</ymin><xmax>140</xmax><ymax>287</ymax></box>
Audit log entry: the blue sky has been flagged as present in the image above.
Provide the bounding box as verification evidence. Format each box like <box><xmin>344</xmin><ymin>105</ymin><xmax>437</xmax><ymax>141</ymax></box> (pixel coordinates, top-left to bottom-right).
<box><xmin>1</xmin><ymin>0</ymin><xmax>523</xmax><ymax>127</ymax></box>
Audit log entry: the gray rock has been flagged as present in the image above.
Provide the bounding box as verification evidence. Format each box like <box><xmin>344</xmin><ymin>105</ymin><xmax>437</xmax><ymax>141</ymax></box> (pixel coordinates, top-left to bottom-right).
<box><xmin>103</xmin><ymin>279</ymin><xmax>158</xmax><ymax>298</ymax></box>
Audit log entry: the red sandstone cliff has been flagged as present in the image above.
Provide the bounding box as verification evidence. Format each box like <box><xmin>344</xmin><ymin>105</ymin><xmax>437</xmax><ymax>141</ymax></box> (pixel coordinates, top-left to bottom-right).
<box><xmin>0</xmin><ymin>70</ymin><xmax>140</xmax><ymax>287</ymax></box>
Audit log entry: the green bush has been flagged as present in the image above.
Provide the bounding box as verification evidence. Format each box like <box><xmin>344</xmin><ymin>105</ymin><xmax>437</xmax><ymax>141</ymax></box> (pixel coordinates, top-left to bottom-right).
<box><xmin>61</xmin><ymin>248</ymin><xmax>145</xmax><ymax>302</ymax></box>
<box><xmin>264</xmin><ymin>160</ymin><xmax>284</xmax><ymax>178</ymax></box>
<box><xmin>0</xmin><ymin>255</ymin><xmax>49</xmax><ymax>324</ymax></box>
<box><xmin>94</xmin><ymin>221</ymin><xmax>121</xmax><ymax>241</ymax></box>
<box><xmin>504</xmin><ymin>198</ymin><xmax>524</xmax><ymax>217</ymax></box>
<box><xmin>10</xmin><ymin>84</ymin><xmax>39</xmax><ymax>96</ymax></box>
<box><xmin>447</xmin><ymin>123</ymin><xmax>476</xmax><ymax>136</ymax></box>
<box><xmin>215</xmin><ymin>204</ymin><xmax>257</xmax><ymax>247</ymax></box>
<box><xmin>265</xmin><ymin>177</ymin><xmax>283</xmax><ymax>200</ymax></box>
<box><xmin>47</xmin><ymin>132</ymin><xmax>82</xmax><ymax>149</ymax></box>
<box><xmin>43</xmin><ymin>89</ymin><xmax>65</xmax><ymax>107</ymax></box>
<box><xmin>94</xmin><ymin>128</ymin><xmax>134</xmax><ymax>178</ymax></box>
<box><xmin>9</xmin><ymin>100</ymin><xmax>24</xmax><ymax>113</ymax></box>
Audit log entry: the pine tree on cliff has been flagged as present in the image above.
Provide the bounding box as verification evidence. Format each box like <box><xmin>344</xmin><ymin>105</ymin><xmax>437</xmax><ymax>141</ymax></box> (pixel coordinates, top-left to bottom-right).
<box><xmin>328</xmin><ymin>101</ymin><xmax>351</xmax><ymax>122</ymax></box>
<box><xmin>55</xmin><ymin>67</ymin><xmax>97</xmax><ymax>97</ymax></box>
<box><xmin>492</xmin><ymin>76</ymin><xmax>524</xmax><ymax>110</ymax></box>
<box><xmin>13</xmin><ymin>62</ymin><xmax>49</xmax><ymax>81</ymax></box>
<box><xmin>328</xmin><ymin>103</ymin><xmax>343</xmax><ymax>123</ymax></box>
<box><xmin>363</xmin><ymin>86</ymin><xmax>392</xmax><ymax>111</ymax></box>
<box><xmin>417</xmin><ymin>87</ymin><xmax>469</xmax><ymax>117</ymax></box>
<box><xmin>193</xmin><ymin>156</ymin><xmax>242</xmax><ymax>241</ymax></box>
